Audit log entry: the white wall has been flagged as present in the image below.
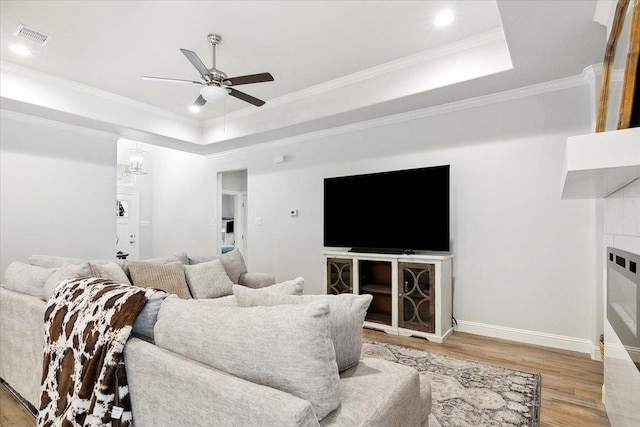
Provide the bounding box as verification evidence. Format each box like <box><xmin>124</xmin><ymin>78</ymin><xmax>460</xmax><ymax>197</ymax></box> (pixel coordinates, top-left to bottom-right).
<box><xmin>144</xmin><ymin>144</ymin><xmax>217</xmax><ymax>258</ymax></box>
<box><xmin>208</xmin><ymin>84</ymin><xmax>599</xmax><ymax>352</ymax></box>
<box><xmin>0</xmin><ymin>112</ymin><xmax>117</xmax><ymax>274</ymax></box>
<box><xmin>116</xmin><ymin>139</ymin><xmax>218</xmax><ymax>260</ymax></box>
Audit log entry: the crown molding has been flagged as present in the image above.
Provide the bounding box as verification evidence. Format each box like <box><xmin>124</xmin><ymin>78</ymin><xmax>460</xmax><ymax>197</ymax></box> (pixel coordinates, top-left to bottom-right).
<box><xmin>583</xmin><ymin>63</ymin><xmax>625</xmax><ymax>82</ymax></box>
<box><xmin>203</xmin><ymin>28</ymin><xmax>506</xmax><ymax>127</ymax></box>
<box><xmin>0</xmin><ymin>108</ymin><xmax>119</xmax><ymax>139</ymax></box>
<box><xmin>206</xmin><ymin>73</ymin><xmax>588</xmax><ymax>160</ymax></box>
<box><xmin>0</xmin><ymin>61</ymin><xmax>201</xmax><ymax>127</ymax></box>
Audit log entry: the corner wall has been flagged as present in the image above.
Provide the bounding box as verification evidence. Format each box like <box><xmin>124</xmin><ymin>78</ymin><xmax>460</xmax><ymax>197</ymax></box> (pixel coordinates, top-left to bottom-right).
<box><xmin>208</xmin><ymin>84</ymin><xmax>599</xmax><ymax>352</ymax></box>
<box><xmin>0</xmin><ymin>111</ymin><xmax>117</xmax><ymax>274</ymax></box>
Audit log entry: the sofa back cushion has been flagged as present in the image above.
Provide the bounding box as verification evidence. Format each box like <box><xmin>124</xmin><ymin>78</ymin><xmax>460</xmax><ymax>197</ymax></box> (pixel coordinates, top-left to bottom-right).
<box><xmin>89</xmin><ymin>261</ymin><xmax>131</xmax><ymax>285</ymax></box>
<box><xmin>233</xmin><ymin>286</ymin><xmax>372</xmax><ymax>372</ymax></box>
<box><xmin>154</xmin><ymin>297</ymin><xmax>341</xmax><ymax>419</ymax></box>
<box><xmin>4</xmin><ymin>262</ymin><xmax>56</xmax><ymax>300</ymax></box>
<box><xmin>128</xmin><ymin>261</ymin><xmax>191</xmax><ymax>299</ymax></box>
<box><xmin>43</xmin><ymin>262</ymin><xmax>92</xmax><ymax>301</ymax></box>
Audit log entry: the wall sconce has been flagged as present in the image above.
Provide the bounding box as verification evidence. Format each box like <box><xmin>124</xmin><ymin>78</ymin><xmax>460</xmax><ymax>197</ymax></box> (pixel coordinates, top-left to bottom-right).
<box><xmin>126</xmin><ymin>148</ymin><xmax>148</xmax><ymax>175</ymax></box>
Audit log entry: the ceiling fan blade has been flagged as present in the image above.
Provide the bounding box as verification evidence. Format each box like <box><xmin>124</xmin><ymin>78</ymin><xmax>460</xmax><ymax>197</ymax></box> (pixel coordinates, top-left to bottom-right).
<box><xmin>228</xmin><ymin>88</ymin><xmax>266</xmax><ymax>107</ymax></box>
<box><xmin>180</xmin><ymin>48</ymin><xmax>211</xmax><ymax>77</ymax></box>
<box><xmin>194</xmin><ymin>95</ymin><xmax>206</xmax><ymax>107</ymax></box>
<box><xmin>225</xmin><ymin>72</ymin><xmax>274</xmax><ymax>86</ymax></box>
<box><xmin>141</xmin><ymin>76</ymin><xmax>202</xmax><ymax>85</ymax></box>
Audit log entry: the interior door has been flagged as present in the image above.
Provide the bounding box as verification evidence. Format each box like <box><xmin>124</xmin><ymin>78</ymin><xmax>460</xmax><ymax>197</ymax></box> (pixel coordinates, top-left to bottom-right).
<box><xmin>116</xmin><ymin>191</ymin><xmax>139</xmax><ymax>260</ymax></box>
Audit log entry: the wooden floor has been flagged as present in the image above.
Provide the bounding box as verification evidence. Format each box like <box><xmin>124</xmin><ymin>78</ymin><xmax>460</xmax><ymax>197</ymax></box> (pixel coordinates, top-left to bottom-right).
<box><xmin>0</xmin><ymin>330</ymin><xmax>609</xmax><ymax>427</ymax></box>
<box><xmin>364</xmin><ymin>329</ymin><xmax>610</xmax><ymax>427</ymax></box>
<box><xmin>0</xmin><ymin>383</ymin><xmax>35</xmax><ymax>427</ymax></box>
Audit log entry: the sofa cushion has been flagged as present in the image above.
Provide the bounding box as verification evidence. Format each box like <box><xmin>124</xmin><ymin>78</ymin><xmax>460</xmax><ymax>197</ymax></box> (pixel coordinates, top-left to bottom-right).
<box><xmin>139</xmin><ymin>253</ymin><xmax>189</xmax><ymax>265</ymax></box>
<box><xmin>238</xmin><ymin>272</ymin><xmax>277</xmax><ymax>289</ymax></box>
<box><xmin>154</xmin><ymin>297</ymin><xmax>341</xmax><ymax>419</ymax></box>
<box><xmin>319</xmin><ymin>358</ymin><xmax>422</xmax><ymax>426</ymax></box>
<box><xmin>28</xmin><ymin>255</ymin><xmax>128</xmax><ymax>276</ymax></box>
<box><xmin>28</xmin><ymin>254</ymin><xmax>85</xmax><ymax>268</ymax></box>
<box><xmin>128</xmin><ymin>261</ymin><xmax>191</xmax><ymax>299</ymax></box>
<box><xmin>233</xmin><ymin>286</ymin><xmax>372</xmax><ymax>372</ymax></box>
<box><xmin>218</xmin><ymin>248</ymin><xmax>247</xmax><ymax>283</ymax></box>
<box><xmin>183</xmin><ymin>259</ymin><xmax>233</xmax><ymax>299</ymax></box>
<box><xmin>4</xmin><ymin>262</ymin><xmax>56</xmax><ymax>300</ymax></box>
<box><xmin>196</xmin><ymin>278</ymin><xmax>305</xmax><ymax>307</ymax></box>
<box><xmin>89</xmin><ymin>261</ymin><xmax>131</xmax><ymax>285</ymax></box>
<box><xmin>43</xmin><ymin>262</ymin><xmax>92</xmax><ymax>301</ymax></box>
<box><xmin>131</xmin><ymin>290</ymin><xmax>168</xmax><ymax>343</ymax></box>
<box><xmin>260</xmin><ymin>276</ymin><xmax>305</xmax><ymax>295</ymax></box>
<box><xmin>187</xmin><ymin>254</ymin><xmax>216</xmax><ymax>265</ymax></box>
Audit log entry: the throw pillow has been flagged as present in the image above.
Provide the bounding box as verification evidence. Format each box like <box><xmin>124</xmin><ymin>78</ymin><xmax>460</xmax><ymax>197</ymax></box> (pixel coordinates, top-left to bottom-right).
<box><xmin>258</xmin><ymin>277</ymin><xmax>305</xmax><ymax>295</ymax></box>
<box><xmin>131</xmin><ymin>290</ymin><xmax>168</xmax><ymax>343</ymax></box>
<box><xmin>89</xmin><ymin>261</ymin><xmax>131</xmax><ymax>285</ymax></box>
<box><xmin>4</xmin><ymin>262</ymin><xmax>56</xmax><ymax>300</ymax></box>
<box><xmin>218</xmin><ymin>248</ymin><xmax>247</xmax><ymax>283</ymax></box>
<box><xmin>128</xmin><ymin>261</ymin><xmax>191</xmax><ymax>299</ymax></box>
<box><xmin>233</xmin><ymin>286</ymin><xmax>372</xmax><ymax>372</ymax></box>
<box><xmin>43</xmin><ymin>262</ymin><xmax>92</xmax><ymax>301</ymax></box>
<box><xmin>183</xmin><ymin>259</ymin><xmax>233</xmax><ymax>299</ymax></box>
<box><xmin>154</xmin><ymin>297</ymin><xmax>341</xmax><ymax>419</ymax></box>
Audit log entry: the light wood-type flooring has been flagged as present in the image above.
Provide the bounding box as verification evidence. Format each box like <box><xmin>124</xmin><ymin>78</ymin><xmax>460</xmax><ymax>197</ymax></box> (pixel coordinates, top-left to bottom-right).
<box><xmin>0</xmin><ymin>330</ymin><xmax>609</xmax><ymax>427</ymax></box>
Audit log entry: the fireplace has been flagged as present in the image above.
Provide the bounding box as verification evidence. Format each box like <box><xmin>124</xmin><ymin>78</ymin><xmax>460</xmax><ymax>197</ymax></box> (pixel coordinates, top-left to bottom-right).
<box><xmin>607</xmin><ymin>247</ymin><xmax>640</xmax><ymax>371</ymax></box>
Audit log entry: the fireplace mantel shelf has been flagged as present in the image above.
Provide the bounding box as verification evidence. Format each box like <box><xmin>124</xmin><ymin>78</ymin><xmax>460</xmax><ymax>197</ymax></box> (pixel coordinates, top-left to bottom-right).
<box><xmin>561</xmin><ymin>127</ymin><xmax>640</xmax><ymax>199</ymax></box>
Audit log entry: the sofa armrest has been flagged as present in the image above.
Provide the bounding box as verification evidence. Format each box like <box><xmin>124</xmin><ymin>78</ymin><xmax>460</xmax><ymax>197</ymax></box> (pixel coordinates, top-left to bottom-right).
<box><xmin>238</xmin><ymin>272</ymin><xmax>276</xmax><ymax>289</ymax></box>
<box><xmin>0</xmin><ymin>287</ymin><xmax>47</xmax><ymax>408</ymax></box>
<box><xmin>124</xmin><ymin>338</ymin><xmax>319</xmax><ymax>427</ymax></box>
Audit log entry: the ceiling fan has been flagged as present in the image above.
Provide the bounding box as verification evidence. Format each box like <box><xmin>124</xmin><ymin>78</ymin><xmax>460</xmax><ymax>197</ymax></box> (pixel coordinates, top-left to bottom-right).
<box><xmin>142</xmin><ymin>33</ymin><xmax>274</xmax><ymax>108</ymax></box>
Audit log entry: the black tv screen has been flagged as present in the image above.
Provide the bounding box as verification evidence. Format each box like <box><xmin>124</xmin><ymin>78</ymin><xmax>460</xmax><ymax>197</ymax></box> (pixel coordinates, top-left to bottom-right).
<box><xmin>324</xmin><ymin>165</ymin><xmax>450</xmax><ymax>252</ymax></box>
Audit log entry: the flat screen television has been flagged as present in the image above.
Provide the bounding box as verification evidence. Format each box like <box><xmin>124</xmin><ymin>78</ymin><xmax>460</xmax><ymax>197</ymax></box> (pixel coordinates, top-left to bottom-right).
<box><xmin>323</xmin><ymin>165</ymin><xmax>450</xmax><ymax>253</ymax></box>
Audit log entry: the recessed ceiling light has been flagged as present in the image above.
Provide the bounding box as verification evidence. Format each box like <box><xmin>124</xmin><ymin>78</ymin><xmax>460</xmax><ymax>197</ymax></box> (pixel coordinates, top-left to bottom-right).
<box><xmin>434</xmin><ymin>10</ymin><xmax>455</xmax><ymax>27</ymax></box>
<box><xmin>189</xmin><ymin>105</ymin><xmax>201</xmax><ymax>113</ymax></box>
<box><xmin>9</xmin><ymin>44</ymin><xmax>32</xmax><ymax>56</ymax></box>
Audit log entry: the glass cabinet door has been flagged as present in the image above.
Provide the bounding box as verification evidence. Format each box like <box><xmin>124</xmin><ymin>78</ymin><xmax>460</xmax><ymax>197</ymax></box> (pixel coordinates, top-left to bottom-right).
<box><xmin>327</xmin><ymin>258</ymin><xmax>353</xmax><ymax>294</ymax></box>
<box><xmin>398</xmin><ymin>262</ymin><xmax>435</xmax><ymax>333</ymax></box>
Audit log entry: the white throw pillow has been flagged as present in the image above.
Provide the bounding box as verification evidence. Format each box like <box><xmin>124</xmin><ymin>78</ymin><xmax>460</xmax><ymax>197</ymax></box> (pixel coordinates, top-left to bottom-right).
<box><xmin>257</xmin><ymin>276</ymin><xmax>305</xmax><ymax>295</ymax></box>
<box><xmin>233</xmin><ymin>285</ymin><xmax>372</xmax><ymax>371</ymax></box>
<box><xmin>4</xmin><ymin>262</ymin><xmax>56</xmax><ymax>300</ymax></box>
<box><xmin>43</xmin><ymin>262</ymin><xmax>92</xmax><ymax>301</ymax></box>
<box><xmin>183</xmin><ymin>259</ymin><xmax>233</xmax><ymax>298</ymax></box>
<box><xmin>154</xmin><ymin>297</ymin><xmax>341</xmax><ymax>419</ymax></box>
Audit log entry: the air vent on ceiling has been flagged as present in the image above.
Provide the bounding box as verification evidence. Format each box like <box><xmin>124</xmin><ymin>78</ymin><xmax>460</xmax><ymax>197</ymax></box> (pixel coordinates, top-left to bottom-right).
<box><xmin>13</xmin><ymin>24</ymin><xmax>51</xmax><ymax>46</ymax></box>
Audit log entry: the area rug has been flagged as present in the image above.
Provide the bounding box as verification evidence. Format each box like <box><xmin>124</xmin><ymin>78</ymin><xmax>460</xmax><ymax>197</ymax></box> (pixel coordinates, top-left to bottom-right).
<box><xmin>362</xmin><ymin>340</ymin><xmax>541</xmax><ymax>427</ymax></box>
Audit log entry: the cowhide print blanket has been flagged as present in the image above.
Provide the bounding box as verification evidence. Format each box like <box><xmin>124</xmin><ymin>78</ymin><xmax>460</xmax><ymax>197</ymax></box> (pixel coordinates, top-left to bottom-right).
<box><xmin>38</xmin><ymin>277</ymin><xmax>156</xmax><ymax>427</ymax></box>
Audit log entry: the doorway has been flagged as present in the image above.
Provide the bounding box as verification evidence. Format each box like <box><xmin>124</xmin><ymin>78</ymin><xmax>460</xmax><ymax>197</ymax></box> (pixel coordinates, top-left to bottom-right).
<box><xmin>116</xmin><ymin>190</ymin><xmax>139</xmax><ymax>260</ymax></box>
<box><xmin>218</xmin><ymin>170</ymin><xmax>247</xmax><ymax>258</ymax></box>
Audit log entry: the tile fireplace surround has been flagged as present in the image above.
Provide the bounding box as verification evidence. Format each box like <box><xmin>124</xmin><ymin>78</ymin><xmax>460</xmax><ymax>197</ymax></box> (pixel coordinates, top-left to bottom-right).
<box><xmin>604</xmin><ymin>179</ymin><xmax>640</xmax><ymax>427</ymax></box>
<box><xmin>563</xmin><ymin>127</ymin><xmax>640</xmax><ymax>427</ymax></box>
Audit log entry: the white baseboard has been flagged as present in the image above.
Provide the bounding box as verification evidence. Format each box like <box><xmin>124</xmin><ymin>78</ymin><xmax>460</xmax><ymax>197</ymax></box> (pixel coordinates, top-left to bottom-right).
<box><xmin>456</xmin><ymin>320</ymin><xmax>596</xmax><ymax>356</ymax></box>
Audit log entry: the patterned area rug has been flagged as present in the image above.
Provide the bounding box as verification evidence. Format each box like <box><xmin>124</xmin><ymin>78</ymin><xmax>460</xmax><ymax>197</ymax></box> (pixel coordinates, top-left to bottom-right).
<box><xmin>362</xmin><ymin>340</ymin><xmax>541</xmax><ymax>427</ymax></box>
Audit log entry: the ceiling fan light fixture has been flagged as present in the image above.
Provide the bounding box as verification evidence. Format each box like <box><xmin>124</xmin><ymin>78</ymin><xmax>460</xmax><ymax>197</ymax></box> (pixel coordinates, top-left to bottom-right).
<box><xmin>200</xmin><ymin>85</ymin><xmax>227</xmax><ymax>103</ymax></box>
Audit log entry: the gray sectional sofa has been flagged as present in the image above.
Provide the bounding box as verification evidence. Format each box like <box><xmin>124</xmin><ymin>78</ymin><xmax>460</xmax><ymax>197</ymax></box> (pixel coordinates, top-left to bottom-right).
<box><xmin>0</xmin><ymin>251</ymin><xmax>432</xmax><ymax>426</ymax></box>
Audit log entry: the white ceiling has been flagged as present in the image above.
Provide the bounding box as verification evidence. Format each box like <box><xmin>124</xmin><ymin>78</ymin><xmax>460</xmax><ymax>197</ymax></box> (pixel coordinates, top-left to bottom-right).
<box><xmin>0</xmin><ymin>1</ymin><xmax>606</xmax><ymax>154</ymax></box>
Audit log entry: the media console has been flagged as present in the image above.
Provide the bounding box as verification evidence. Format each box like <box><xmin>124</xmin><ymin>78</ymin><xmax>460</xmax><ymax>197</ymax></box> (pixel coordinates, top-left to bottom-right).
<box><xmin>324</xmin><ymin>251</ymin><xmax>453</xmax><ymax>343</ymax></box>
